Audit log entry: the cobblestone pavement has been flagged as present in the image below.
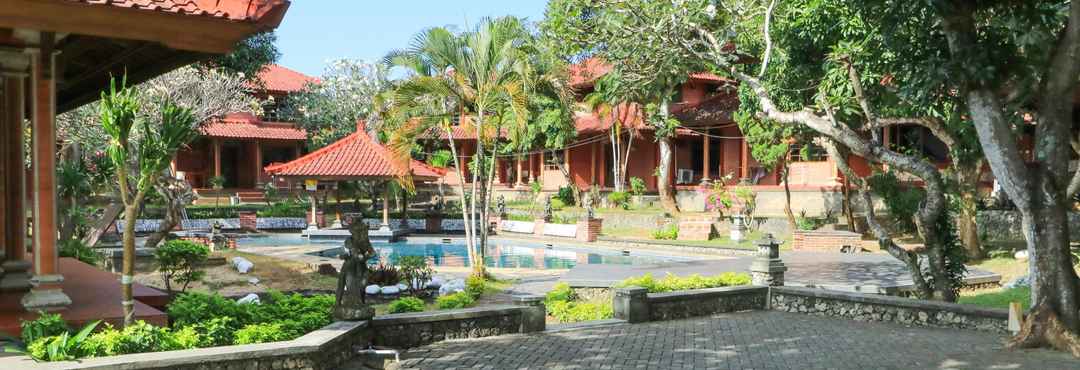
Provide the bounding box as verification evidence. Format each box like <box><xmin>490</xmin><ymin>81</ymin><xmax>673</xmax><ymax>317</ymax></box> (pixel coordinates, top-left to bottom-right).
<box><xmin>395</xmin><ymin>311</ymin><xmax>1080</xmax><ymax>370</ymax></box>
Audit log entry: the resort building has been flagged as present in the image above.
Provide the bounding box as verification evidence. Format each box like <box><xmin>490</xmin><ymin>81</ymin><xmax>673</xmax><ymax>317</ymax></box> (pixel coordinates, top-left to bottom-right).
<box><xmin>172</xmin><ymin>64</ymin><xmax>315</xmax><ymax>202</ymax></box>
<box><xmin>0</xmin><ymin>0</ymin><xmax>289</xmax><ymax>326</ymax></box>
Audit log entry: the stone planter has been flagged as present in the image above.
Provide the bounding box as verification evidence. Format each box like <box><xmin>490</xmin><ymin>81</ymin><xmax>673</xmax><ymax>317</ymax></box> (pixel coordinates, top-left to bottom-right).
<box><xmin>730</xmin><ymin>215</ymin><xmax>748</xmax><ymax>242</ymax></box>
<box><xmin>577</xmin><ymin>218</ymin><xmax>603</xmax><ymax>242</ymax></box>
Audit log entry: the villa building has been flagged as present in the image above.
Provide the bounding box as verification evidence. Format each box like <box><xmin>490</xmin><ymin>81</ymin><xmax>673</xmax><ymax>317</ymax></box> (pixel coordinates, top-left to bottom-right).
<box><xmin>171</xmin><ymin>64</ymin><xmax>315</xmax><ymax>202</ymax></box>
<box><xmin>420</xmin><ymin>59</ymin><xmax>970</xmax><ymax>215</ymax></box>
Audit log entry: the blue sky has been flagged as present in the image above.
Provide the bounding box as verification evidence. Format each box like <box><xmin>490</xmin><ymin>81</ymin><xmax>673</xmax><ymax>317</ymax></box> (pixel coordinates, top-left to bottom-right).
<box><xmin>275</xmin><ymin>1</ymin><xmax>549</xmax><ymax>77</ymax></box>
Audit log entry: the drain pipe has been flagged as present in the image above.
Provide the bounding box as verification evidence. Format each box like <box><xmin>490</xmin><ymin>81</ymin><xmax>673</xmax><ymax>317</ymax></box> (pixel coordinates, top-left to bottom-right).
<box><xmin>356</xmin><ymin>347</ymin><xmax>400</xmax><ymax>363</ymax></box>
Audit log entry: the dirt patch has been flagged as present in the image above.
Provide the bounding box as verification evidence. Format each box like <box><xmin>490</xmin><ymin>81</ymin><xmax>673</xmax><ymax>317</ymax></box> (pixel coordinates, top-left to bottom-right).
<box><xmin>133</xmin><ymin>250</ymin><xmax>337</xmax><ymax>296</ymax></box>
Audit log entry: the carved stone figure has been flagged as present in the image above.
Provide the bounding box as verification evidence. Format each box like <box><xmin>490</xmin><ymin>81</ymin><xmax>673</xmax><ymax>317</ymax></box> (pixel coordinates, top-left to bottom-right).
<box><xmin>334</xmin><ymin>221</ymin><xmax>376</xmax><ymax>321</ymax></box>
<box><xmin>585</xmin><ymin>192</ymin><xmax>596</xmax><ymax>220</ymax></box>
<box><xmin>543</xmin><ymin>195</ymin><xmax>553</xmax><ymax>222</ymax></box>
<box><xmin>496</xmin><ymin>195</ymin><xmax>507</xmax><ymax>217</ymax></box>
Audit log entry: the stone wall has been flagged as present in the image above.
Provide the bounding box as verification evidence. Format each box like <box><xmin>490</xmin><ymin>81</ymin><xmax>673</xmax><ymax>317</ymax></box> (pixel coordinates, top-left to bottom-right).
<box><xmin>613</xmin><ymin>286</ymin><xmax>769</xmax><ymax>323</ymax></box>
<box><xmin>647</xmin><ymin>286</ymin><xmax>768</xmax><ymax>321</ymax></box>
<box><xmin>978</xmin><ymin>210</ymin><xmax>1080</xmax><ymax>242</ymax></box>
<box><xmin>770</xmin><ymin>287</ymin><xmax>1008</xmax><ymax>333</ymax></box>
<box><xmin>792</xmin><ymin>230</ymin><xmax>863</xmax><ymax>251</ymax></box>
<box><xmin>370</xmin><ymin>301</ymin><xmax>545</xmax><ymax>349</ymax></box>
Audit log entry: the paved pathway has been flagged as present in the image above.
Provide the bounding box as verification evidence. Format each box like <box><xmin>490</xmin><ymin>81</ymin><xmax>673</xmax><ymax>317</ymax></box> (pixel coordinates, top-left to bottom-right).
<box><xmin>561</xmin><ymin>251</ymin><xmax>1000</xmax><ymax>293</ymax></box>
<box><xmin>395</xmin><ymin>311</ymin><xmax>1080</xmax><ymax>370</ymax></box>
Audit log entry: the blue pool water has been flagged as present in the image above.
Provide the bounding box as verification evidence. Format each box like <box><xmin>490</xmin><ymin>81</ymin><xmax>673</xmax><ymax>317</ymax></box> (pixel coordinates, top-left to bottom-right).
<box><xmin>235</xmin><ymin>234</ymin><xmax>684</xmax><ymax>270</ymax></box>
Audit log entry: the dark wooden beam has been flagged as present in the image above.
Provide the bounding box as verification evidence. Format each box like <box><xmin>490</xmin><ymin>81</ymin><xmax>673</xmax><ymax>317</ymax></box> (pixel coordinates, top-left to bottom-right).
<box><xmin>58</xmin><ymin>49</ymin><xmax>207</xmax><ymax>112</ymax></box>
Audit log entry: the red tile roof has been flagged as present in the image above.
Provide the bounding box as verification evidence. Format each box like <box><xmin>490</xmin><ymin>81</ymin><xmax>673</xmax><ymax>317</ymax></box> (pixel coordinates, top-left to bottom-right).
<box><xmin>569</xmin><ymin>58</ymin><xmax>730</xmax><ymax>87</ymax></box>
<box><xmin>202</xmin><ymin>112</ymin><xmax>306</xmax><ymax>140</ymax></box>
<box><xmin>265</xmin><ymin>122</ymin><xmax>442</xmax><ymax>180</ymax></box>
<box><xmin>71</xmin><ymin>0</ymin><xmax>288</xmax><ymax>22</ymax></box>
<box><xmin>574</xmin><ymin>103</ymin><xmax>647</xmax><ymax>135</ymax></box>
<box><xmin>252</xmin><ymin>64</ymin><xmax>319</xmax><ymax>94</ymax></box>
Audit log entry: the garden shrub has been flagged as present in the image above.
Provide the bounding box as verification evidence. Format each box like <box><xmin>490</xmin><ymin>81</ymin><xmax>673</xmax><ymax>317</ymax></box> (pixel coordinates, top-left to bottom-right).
<box><xmin>867</xmin><ymin>170</ymin><xmax>924</xmax><ymax>232</ymax></box>
<box><xmin>155</xmin><ymin>240</ymin><xmax>210</xmax><ymax>295</ymax></box>
<box><xmin>186</xmin><ymin>317</ymin><xmax>237</xmax><ymax>347</ymax></box>
<box><xmin>506</xmin><ymin>213</ymin><xmax>533</xmax><ymax>222</ymax></box>
<box><xmin>80</xmin><ymin>321</ymin><xmax>179</xmax><ymax>357</ymax></box>
<box><xmin>20</xmin><ymin>312</ymin><xmax>68</xmax><ymax>345</ymax></box>
<box><xmin>257</xmin><ymin>200</ymin><xmax>306</xmax><ymax>217</ymax></box>
<box><xmin>59</xmin><ymin>239</ymin><xmax>99</xmax><ymax>265</ymax></box>
<box><xmin>368</xmin><ymin>264</ymin><xmax>402</xmax><ymax>286</ymax></box>
<box><xmin>397</xmin><ymin>255</ymin><xmax>433</xmax><ymax>294</ymax></box>
<box><xmin>629</xmin><ymin>177</ymin><xmax>646</xmax><ymax>196</ymax></box>
<box><xmin>547</xmin><ymin>301</ymin><xmax>613</xmax><ymax>323</ymax></box>
<box><xmin>27</xmin><ymin>320</ymin><xmax>99</xmax><ymax>362</ymax></box>
<box><xmin>436</xmin><ymin>292</ymin><xmax>475</xmax><ymax>309</ymax></box>
<box><xmin>387</xmin><ymin>297</ymin><xmax>426</xmax><ymax>314</ymax></box>
<box><xmin>556</xmin><ymin>186</ymin><xmax>576</xmax><ymax>206</ymax></box>
<box><xmin>234</xmin><ymin>323</ymin><xmax>289</xmax><ymax>345</ymax></box>
<box><xmin>651</xmin><ymin>224</ymin><xmax>678</xmax><ymax>240</ymax></box>
<box><xmin>427</xmin><ymin>149</ymin><xmax>453</xmax><ymax>168</ymax></box>
<box><xmin>249</xmin><ymin>291</ymin><xmax>334</xmax><ymax>339</ymax></box>
<box><xmin>550</xmin><ymin>197</ymin><xmax>567</xmax><ymax>211</ymax></box>
<box><xmin>550</xmin><ymin>213</ymin><xmax>577</xmax><ymax>225</ymax></box>
<box><xmin>607</xmin><ymin>191</ymin><xmax>630</xmax><ymax>210</ymax></box>
<box><xmin>167</xmin><ymin>292</ymin><xmax>250</xmax><ymax>330</ymax></box>
<box><xmin>544</xmin><ymin>283</ymin><xmax>613</xmax><ymax>323</ymax></box>
<box><xmin>616</xmin><ymin>272</ymin><xmax>751</xmax><ymax>293</ymax></box>
<box><xmin>465</xmin><ymin>276</ymin><xmax>486</xmax><ymax>299</ymax></box>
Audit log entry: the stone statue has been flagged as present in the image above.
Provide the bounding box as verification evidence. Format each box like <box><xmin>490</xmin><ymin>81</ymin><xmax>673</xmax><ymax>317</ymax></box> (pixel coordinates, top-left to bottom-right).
<box><xmin>496</xmin><ymin>195</ymin><xmax>507</xmax><ymax>217</ymax></box>
<box><xmin>584</xmin><ymin>192</ymin><xmax>596</xmax><ymax>220</ymax></box>
<box><xmin>334</xmin><ymin>221</ymin><xmax>376</xmax><ymax>321</ymax></box>
<box><xmin>543</xmin><ymin>195</ymin><xmax>553</xmax><ymax>222</ymax></box>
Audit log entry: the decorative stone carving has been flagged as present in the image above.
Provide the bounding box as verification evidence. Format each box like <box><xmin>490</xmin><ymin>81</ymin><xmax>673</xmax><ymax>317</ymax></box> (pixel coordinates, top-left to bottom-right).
<box><xmin>543</xmin><ymin>195</ymin><xmax>553</xmax><ymax>222</ymax></box>
<box><xmin>496</xmin><ymin>195</ymin><xmax>506</xmax><ymax>218</ymax></box>
<box><xmin>334</xmin><ymin>221</ymin><xmax>376</xmax><ymax>321</ymax></box>
<box><xmin>750</xmin><ymin>233</ymin><xmax>787</xmax><ymax>286</ymax></box>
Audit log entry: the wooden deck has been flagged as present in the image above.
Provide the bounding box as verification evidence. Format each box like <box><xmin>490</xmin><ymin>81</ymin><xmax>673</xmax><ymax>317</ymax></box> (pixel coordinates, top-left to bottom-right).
<box><xmin>0</xmin><ymin>258</ymin><xmax>169</xmax><ymax>336</ymax></box>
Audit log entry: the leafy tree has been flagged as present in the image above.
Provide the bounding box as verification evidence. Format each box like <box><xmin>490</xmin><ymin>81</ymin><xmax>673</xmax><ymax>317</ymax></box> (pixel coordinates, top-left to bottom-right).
<box><xmin>384</xmin><ymin>17</ymin><xmax>532</xmax><ymax>277</ymax></box>
<box><xmin>581</xmin><ymin>74</ymin><xmax>641</xmax><ymax>192</ymax></box>
<box><xmin>154</xmin><ymin>240</ymin><xmax>210</xmax><ymax>296</ymax></box>
<box><xmin>200</xmin><ymin>32</ymin><xmax>281</xmax><ymax>80</ymax></box>
<box><xmin>100</xmin><ymin>77</ymin><xmax>199</xmax><ymax>326</ymax></box>
<box><xmin>735</xmin><ymin>113</ymin><xmax>810</xmax><ymax>230</ymax></box>
<box><xmin>279</xmin><ymin>60</ymin><xmax>391</xmax><ymax>150</ymax></box>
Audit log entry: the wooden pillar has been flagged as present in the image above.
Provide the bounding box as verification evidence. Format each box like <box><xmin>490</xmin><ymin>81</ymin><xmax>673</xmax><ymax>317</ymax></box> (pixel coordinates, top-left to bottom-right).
<box><xmin>382</xmin><ymin>184</ymin><xmax>391</xmax><ymax>228</ymax></box>
<box><xmin>590</xmin><ymin>140</ymin><xmax>597</xmax><ymax>186</ymax></box>
<box><xmin>530</xmin><ymin>153</ymin><xmax>538</xmax><ymax>183</ymax></box>
<box><xmin>252</xmin><ymin>141</ymin><xmax>263</xmax><ymax>186</ymax></box>
<box><xmin>212</xmin><ymin>138</ymin><xmax>222</xmax><ymax>178</ymax></box>
<box><xmin>24</xmin><ymin>34</ymin><xmax>70</xmax><ymax>310</ymax></box>
<box><xmin>1</xmin><ymin>51</ymin><xmax>31</xmax><ymax>292</ymax></box>
<box><xmin>701</xmin><ymin>128</ymin><xmax>711</xmax><ymax>183</ymax></box>
<box><xmin>564</xmin><ymin>148</ymin><xmax>571</xmax><ymax>187</ymax></box>
<box><xmin>740</xmin><ymin>137</ymin><xmax>749</xmax><ymax>180</ymax></box>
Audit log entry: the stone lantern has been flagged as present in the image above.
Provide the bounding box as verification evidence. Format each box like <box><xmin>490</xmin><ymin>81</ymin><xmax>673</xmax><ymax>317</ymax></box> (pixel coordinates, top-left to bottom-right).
<box><xmin>750</xmin><ymin>233</ymin><xmax>787</xmax><ymax>286</ymax></box>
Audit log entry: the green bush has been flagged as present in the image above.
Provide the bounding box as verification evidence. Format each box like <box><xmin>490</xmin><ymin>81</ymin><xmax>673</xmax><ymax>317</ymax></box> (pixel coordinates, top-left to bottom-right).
<box><xmin>427</xmin><ymin>149</ymin><xmax>453</xmax><ymax>168</ymax></box>
<box><xmin>257</xmin><ymin>200</ymin><xmax>307</xmax><ymax>217</ymax></box>
<box><xmin>550</xmin><ymin>197</ymin><xmax>567</xmax><ymax>211</ymax></box>
<box><xmin>80</xmin><ymin>321</ymin><xmax>179</xmax><ymax>358</ymax></box>
<box><xmin>248</xmin><ymin>291</ymin><xmax>334</xmax><ymax>338</ymax></box>
<box><xmin>651</xmin><ymin>224</ymin><xmax>678</xmax><ymax>240</ymax></box>
<box><xmin>167</xmin><ymin>292</ymin><xmax>250</xmax><ymax>330</ymax></box>
<box><xmin>547</xmin><ymin>301</ymin><xmax>613</xmax><ymax>323</ymax></box>
<box><xmin>234</xmin><ymin>323</ymin><xmax>289</xmax><ymax>345</ymax></box>
<box><xmin>629</xmin><ymin>177</ymin><xmax>646</xmax><ymax>196</ymax></box>
<box><xmin>867</xmin><ymin>170</ymin><xmax>924</xmax><ymax>232</ymax></box>
<box><xmin>397</xmin><ymin>256</ymin><xmax>433</xmax><ymax>294</ymax></box>
<box><xmin>27</xmin><ymin>320</ymin><xmax>99</xmax><ymax>362</ymax></box>
<box><xmin>556</xmin><ymin>186</ymin><xmax>576</xmax><ymax>206</ymax></box>
<box><xmin>616</xmin><ymin>272</ymin><xmax>751</xmax><ymax>293</ymax></box>
<box><xmin>387</xmin><ymin>297</ymin><xmax>426</xmax><ymax>314</ymax></box>
<box><xmin>20</xmin><ymin>312</ymin><xmax>68</xmax><ymax>345</ymax></box>
<box><xmin>465</xmin><ymin>276</ymin><xmax>486</xmax><ymax>299</ymax></box>
<box><xmin>155</xmin><ymin>240</ymin><xmax>210</xmax><ymax>295</ymax></box>
<box><xmin>186</xmin><ymin>317</ymin><xmax>237</xmax><ymax>347</ymax></box>
<box><xmin>550</xmin><ymin>213</ymin><xmax>577</xmax><ymax>225</ymax></box>
<box><xmin>544</xmin><ymin>283</ymin><xmax>576</xmax><ymax>305</ymax></box>
<box><xmin>368</xmin><ymin>264</ymin><xmax>402</xmax><ymax>287</ymax></box>
<box><xmin>59</xmin><ymin>239</ymin><xmax>99</xmax><ymax>265</ymax></box>
<box><xmin>436</xmin><ymin>292</ymin><xmax>475</xmax><ymax>309</ymax></box>
<box><xmin>506</xmin><ymin>213</ymin><xmax>534</xmax><ymax>222</ymax></box>
<box><xmin>607</xmin><ymin>191</ymin><xmax>630</xmax><ymax>210</ymax></box>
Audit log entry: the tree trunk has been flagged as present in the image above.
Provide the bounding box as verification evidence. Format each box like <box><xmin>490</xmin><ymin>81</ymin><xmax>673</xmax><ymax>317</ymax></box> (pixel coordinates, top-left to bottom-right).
<box><xmin>657</xmin><ymin>136</ymin><xmax>679</xmax><ymax>214</ymax></box>
<box><xmin>782</xmin><ymin>161</ymin><xmax>795</xmax><ymax>231</ymax></box>
<box><xmin>121</xmin><ymin>204</ymin><xmax>138</xmax><ymax>326</ymax></box>
<box><xmin>955</xmin><ymin>166</ymin><xmax>983</xmax><ymax>259</ymax></box>
<box><xmin>144</xmin><ymin>205</ymin><xmax>178</xmax><ymax>249</ymax></box>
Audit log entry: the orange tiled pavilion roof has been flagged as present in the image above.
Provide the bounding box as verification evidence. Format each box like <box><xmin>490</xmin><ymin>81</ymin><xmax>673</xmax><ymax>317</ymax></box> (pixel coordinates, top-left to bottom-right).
<box><xmin>202</xmin><ymin>112</ymin><xmax>306</xmax><ymax>140</ymax></box>
<box><xmin>251</xmin><ymin>64</ymin><xmax>319</xmax><ymax>94</ymax></box>
<box><xmin>265</xmin><ymin>122</ymin><xmax>442</xmax><ymax>180</ymax></box>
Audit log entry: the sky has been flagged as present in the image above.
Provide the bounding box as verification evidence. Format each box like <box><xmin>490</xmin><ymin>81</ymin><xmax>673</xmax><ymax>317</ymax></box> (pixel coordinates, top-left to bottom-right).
<box><xmin>275</xmin><ymin>1</ymin><xmax>550</xmax><ymax>77</ymax></box>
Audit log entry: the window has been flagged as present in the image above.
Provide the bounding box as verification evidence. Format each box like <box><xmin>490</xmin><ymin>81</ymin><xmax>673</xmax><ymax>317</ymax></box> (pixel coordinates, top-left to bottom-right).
<box><xmin>789</xmin><ymin>143</ymin><xmax>827</xmax><ymax>162</ymax></box>
<box><xmin>545</xmin><ymin>151</ymin><xmax>565</xmax><ymax>170</ymax></box>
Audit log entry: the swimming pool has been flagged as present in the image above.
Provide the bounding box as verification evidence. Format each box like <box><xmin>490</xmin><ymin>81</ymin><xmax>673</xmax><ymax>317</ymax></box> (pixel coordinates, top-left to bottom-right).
<box><xmin>235</xmin><ymin>234</ymin><xmax>685</xmax><ymax>270</ymax></box>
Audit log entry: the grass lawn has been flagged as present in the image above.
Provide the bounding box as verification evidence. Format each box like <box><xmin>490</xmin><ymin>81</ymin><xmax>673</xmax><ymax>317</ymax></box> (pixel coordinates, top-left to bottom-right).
<box><xmin>959</xmin><ymin>286</ymin><xmax>1030</xmax><ymax>310</ymax></box>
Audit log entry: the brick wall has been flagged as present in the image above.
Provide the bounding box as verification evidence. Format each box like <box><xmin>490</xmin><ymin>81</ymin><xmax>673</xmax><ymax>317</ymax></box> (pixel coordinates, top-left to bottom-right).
<box><xmin>238</xmin><ymin>211</ymin><xmax>257</xmax><ymax>231</ymax></box>
<box><xmin>576</xmin><ymin>218</ymin><xmax>602</xmax><ymax>242</ymax></box>
<box><xmin>792</xmin><ymin>230</ymin><xmax>862</xmax><ymax>251</ymax></box>
<box><xmin>677</xmin><ymin>214</ymin><xmax>718</xmax><ymax>241</ymax></box>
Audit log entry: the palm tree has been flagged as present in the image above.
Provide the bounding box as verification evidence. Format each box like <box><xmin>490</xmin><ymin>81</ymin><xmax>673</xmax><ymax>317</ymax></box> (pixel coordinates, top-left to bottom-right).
<box><xmin>384</xmin><ymin>17</ymin><xmax>531</xmax><ymax>277</ymax></box>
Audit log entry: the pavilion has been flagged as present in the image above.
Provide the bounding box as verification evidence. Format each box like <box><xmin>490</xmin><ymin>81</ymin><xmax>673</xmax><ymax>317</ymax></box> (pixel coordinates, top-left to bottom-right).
<box><xmin>0</xmin><ymin>0</ymin><xmax>290</xmax><ymax>326</ymax></box>
<box><xmin>265</xmin><ymin>121</ymin><xmax>442</xmax><ymax>238</ymax></box>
